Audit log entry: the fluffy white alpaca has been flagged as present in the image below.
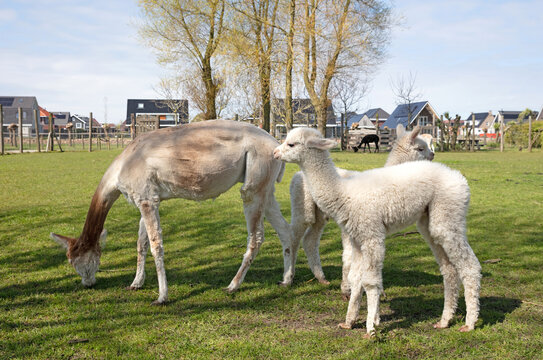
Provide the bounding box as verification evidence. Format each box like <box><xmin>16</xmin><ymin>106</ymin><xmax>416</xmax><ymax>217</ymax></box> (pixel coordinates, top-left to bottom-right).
<box><xmin>287</xmin><ymin>125</ymin><xmax>435</xmax><ymax>298</ymax></box>
<box><xmin>274</xmin><ymin>128</ymin><xmax>481</xmax><ymax>337</ymax></box>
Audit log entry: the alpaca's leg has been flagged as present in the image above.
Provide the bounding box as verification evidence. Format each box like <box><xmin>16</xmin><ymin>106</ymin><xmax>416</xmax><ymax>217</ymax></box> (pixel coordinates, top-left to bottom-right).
<box><xmin>429</xmin><ymin>217</ymin><xmax>482</xmax><ymax>331</ymax></box>
<box><xmin>226</xmin><ymin>191</ymin><xmax>266</xmax><ymax>293</ymax></box>
<box><xmin>417</xmin><ymin>216</ymin><xmax>460</xmax><ymax>329</ymax></box>
<box><xmin>265</xmin><ymin>194</ymin><xmax>295</xmax><ymax>286</ymax></box>
<box><xmin>301</xmin><ymin>207</ymin><xmax>329</xmax><ymax>284</ymax></box>
<box><xmin>339</xmin><ymin>236</ymin><xmax>384</xmax><ymax>337</ymax></box>
<box><xmin>341</xmin><ymin>230</ymin><xmax>352</xmax><ymax>299</ymax></box>
<box><xmin>138</xmin><ymin>200</ymin><xmax>168</xmax><ymax>304</ymax></box>
<box><xmin>128</xmin><ymin>217</ymin><xmax>149</xmax><ymax>290</ymax></box>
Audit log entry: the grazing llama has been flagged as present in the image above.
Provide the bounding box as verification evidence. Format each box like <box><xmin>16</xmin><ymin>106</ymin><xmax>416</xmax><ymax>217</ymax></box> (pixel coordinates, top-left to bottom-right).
<box><xmin>274</xmin><ymin>128</ymin><xmax>481</xmax><ymax>337</ymax></box>
<box><xmin>288</xmin><ymin>125</ymin><xmax>434</xmax><ymax>298</ymax></box>
<box><xmin>51</xmin><ymin>120</ymin><xmax>294</xmax><ymax>304</ymax></box>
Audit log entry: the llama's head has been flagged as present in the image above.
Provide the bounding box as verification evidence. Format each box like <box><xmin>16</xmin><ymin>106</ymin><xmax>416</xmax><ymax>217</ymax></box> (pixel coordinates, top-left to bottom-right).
<box><xmin>392</xmin><ymin>125</ymin><xmax>434</xmax><ymax>162</ymax></box>
<box><xmin>274</xmin><ymin>128</ymin><xmax>336</xmax><ymax>163</ymax></box>
<box><xmin>50</xmin><ymin>230</ymin><xmax>107</xmax><ymax>287</ymax></box>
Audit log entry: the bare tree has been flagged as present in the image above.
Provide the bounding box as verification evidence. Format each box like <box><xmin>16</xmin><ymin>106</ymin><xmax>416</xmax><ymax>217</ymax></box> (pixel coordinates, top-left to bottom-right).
<box><xmin>138</xmin><ymin>0</ymin><xmax>226</xmax><ymax>120</ymax></box>
<box><xmin>154</xmin><ymin>77</ymin><xmax>189</xmax><ymax>124</ymax></box>
<box><xmin>301</xmin><ymin>0</ymin><xmax>392</xmax><ymax>136</ymax></box>
<box><xmin>390</xmin><ymin>71</ymin><xmax>422</xmax><ymax>129</ymax></box>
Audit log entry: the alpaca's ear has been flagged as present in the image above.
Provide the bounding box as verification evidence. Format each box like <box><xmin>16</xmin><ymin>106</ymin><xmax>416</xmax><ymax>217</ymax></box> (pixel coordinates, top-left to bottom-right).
<box><xmin>306</xmin><ymin>137</ymin><xmax>337</xmax><ymax>150</ymax></box>
<box><xmin>411</xmin><ymin>126</ymin><xmax>421</xmax><ymax>139</ymax></box>
<box><xmin>396</xmin><ymin>124</ymin><xmax>405</xmax><ymax>138</ymax></box>
<box><xmin>50</xmin><ymin>233</ymin><xmax>70</xmax><ymax>250</ymax></box>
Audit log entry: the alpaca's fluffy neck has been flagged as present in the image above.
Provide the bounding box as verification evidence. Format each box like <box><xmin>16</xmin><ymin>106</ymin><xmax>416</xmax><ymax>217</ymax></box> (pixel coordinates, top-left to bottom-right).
<box><xmin>298</xmin><ymin>151</ymin><xmax>344</xmax><ymax>220</ymax></box>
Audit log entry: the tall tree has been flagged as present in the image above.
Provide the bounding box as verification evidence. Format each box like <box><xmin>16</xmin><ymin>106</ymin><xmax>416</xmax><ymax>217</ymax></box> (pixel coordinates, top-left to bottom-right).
<box><xmin>301</xmin><ymin>0</ymin><xmax>391</xmax><ymax>135</ymax></box>
<box><xmin>390</xmin><ymin>71</ymin><xmax>422</xmax><ymax>129</ymax></box>
<box><xmin>138</xmin><ymin>0</ymin><xmax>226</xmax><ymax>120</ymax></box>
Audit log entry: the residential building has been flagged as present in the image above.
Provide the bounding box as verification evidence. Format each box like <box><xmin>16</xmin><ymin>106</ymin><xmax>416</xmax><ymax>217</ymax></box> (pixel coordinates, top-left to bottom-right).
<box><xmin>272</xmin><ymin>98</ymin><xmax>337</xmax><ymax>138</ymax></box>
<box><xmin>381</xmin><ymin>101</ymin><xmax>439</xmax><ymax>134</ymax></box>
<box><xmin>463</xmin><ymin>111</ymin><xmax>496</xmax><ymax>136</ymax></box>
<box><xmin>0</xmin><ymin>96</ymin><xmax>41</xmax><ymax>136</ymax></box>
<box><xmin>71</xmin><ymin>114</ymin><xmax>101</xmax><ymax>131</ymax></box>
<box><xmin>360</xmin><ymin>108</ymin><xmax>389</xmax><ymax>128</ymax></box>
<box><xmin>125</xmin><ymin>99</ymin><xmax>189</xmax><ymax>128</ymax></box>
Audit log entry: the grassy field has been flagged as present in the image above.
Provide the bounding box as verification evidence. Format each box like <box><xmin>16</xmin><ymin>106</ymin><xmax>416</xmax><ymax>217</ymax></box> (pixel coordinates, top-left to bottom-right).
<box><xmin>1</xmin><ymin>148</ymin><xmax>542</xmax><ymax>359</ymax></box>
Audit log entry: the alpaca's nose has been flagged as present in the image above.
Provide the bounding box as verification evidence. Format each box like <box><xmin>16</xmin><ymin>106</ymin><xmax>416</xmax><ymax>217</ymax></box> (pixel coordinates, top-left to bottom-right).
<box><xmin>273</xmin><ymin>148</ymin><xmax>281</xmax><ymax>159</ymax></box>
<box><xmin>429</xmin><ymin>152</ymin><xmax>435</xmax><ymax>161</ymax></box>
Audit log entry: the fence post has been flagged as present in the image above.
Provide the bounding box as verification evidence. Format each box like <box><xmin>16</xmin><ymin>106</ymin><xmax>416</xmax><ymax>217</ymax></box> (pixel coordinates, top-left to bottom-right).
<box><xmin>528</xmin><ymin>115</ymin><xmax>532</xmax><ymax>152</ymax></box>
<box><xmin>500</xmin><ymin>112</ymin><xmax>504</xmax><ymax>152</ymax></box>
<box><xmin>131</xmin><ymin>113</ymin><xmax>135</xmax><ymax>139</ymax></box>
<box><xmin>18</xmin><ymin>107</ymin><xmax>24</xmax><ymax>153</ymax></box>
<box><xmin>471</xmin><ymin>113</ymin><xmax>475</xmax><ymax>152</ymax></box>
<box><xmin>34</xmin><ymin>109</ymin><xmax>41</xmax><ymax>152</ymax></box>
<box><xmin>89</xmin><ymin>112</ymin><xmax>93</xmax><ymax>152</ymax></box>
<box><xmin>155</xmin><ymin>117</ymin><xmax>160</xmax><ymax>131</ymax></box>
<box><xmin>0</xmin><ymin>104</ymin><xmax>4</xmax><ymax>155</ymax></box>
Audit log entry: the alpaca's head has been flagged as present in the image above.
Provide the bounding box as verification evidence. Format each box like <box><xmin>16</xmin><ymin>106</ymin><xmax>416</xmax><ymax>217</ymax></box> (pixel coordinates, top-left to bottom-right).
<box><xmin>273</xmin><ymin>128</ymin><xmax>337</xmax><ymax>163</ymax></box>
<box><xmin>390</xmin><ymin>125</ymin><xmax>434</xmax><ymax>164</ymax></box>
<box><xmin>50</xmin><ymin>230</ymin><xmax>107</xmax><ymax>287</ymax></box>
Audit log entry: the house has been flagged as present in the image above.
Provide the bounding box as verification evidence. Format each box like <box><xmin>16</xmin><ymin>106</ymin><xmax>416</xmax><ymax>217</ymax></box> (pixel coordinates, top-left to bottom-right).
<box><xmin>50</xmin><ymin>112</ymin><xmax>71</xmax><ymax>129</ymax></box>
<box><xmin>0</xmin><ymin>96</ymin><xmax>41</xmax><ymax>136</ymax></box>
<box><xmin>272</xmin><ymin>98</ymin><xmax>337</xmax><ymax>138</ymax></box>
<box><xmin>360</xmin><ymin>108</ymin><xmax>389</xmax><ymax>128</ymax></box>
<box><xmin>71</xmin><ymin>114</ymin><xmax>101</xmax><ymax>131</ymax></box>
<box><xmin>343</xmin><ymin>112</ymin><xmax>374</xmax><ymax>129</ymax></box>
<box><xmin>536</xmin><ymin>107</ymin><xmax>543</xmax><ymax>122</ymax></box>
<box><xmin>381</xmin><ymin>101</ymin><xmax>439</xmax><ymax>134</ymax></box>
<box><xmin>125</xmin><ymin>99</ymin><xmax>189</xmax><ymax>128</ymax></box>
<box><xmin>495</xmin><ymin>110</ymin><xmax>540</xmax><ymax>125</ymax></box>
<box><xmin>463</xmin><ymin>111</ymin><xmax>496</xmax><ymax>136</ymax></box>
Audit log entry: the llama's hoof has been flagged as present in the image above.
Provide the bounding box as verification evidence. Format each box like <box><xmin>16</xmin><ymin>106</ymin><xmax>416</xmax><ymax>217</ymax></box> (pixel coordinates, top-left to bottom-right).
<box><xmin>223</xmin><ymin>285</ymin><xmax>238</xmax><ymax>294</ymax></box>
<box><xmin>337</xmin><ymin>322</ymin><xmax>353</xmax><ymax>330</ymax></box>
<box><xmin>458</xmin><ymin>325</ymin><xmax>473</xmax><ymax>332</ymax></box>
<box><xmin>151</xmin><ymin>300</ymin><xmax>167</xmax><ymax>306</ymax></box>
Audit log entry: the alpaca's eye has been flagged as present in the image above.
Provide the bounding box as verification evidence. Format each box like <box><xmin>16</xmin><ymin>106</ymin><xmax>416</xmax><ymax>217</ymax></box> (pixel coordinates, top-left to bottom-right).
<box><xmin>287</xmin><ymin>143</ymin><xmax>295</xmax><ymax>148</ymax></box>
<box><xmin>418</xmin><ymin>148</ymin><xmax>424</xmax><ymax>151</ymax></box>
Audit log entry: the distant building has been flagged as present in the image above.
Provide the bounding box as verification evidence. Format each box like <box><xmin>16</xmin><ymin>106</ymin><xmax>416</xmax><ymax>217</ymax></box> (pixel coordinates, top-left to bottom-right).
<box><xmin>272</xmin><ymin>98</ymin><xmax>337</xmax><ymax>138</ymax></box>
<box><xmin>71</xmin><ymin>114</ymin><xmax>101</xmax><ymax>131</ymax></box>
<box><xmin>463</xmin><ymin>111</ymin><xmax>496</xmax><ymax>135</ymax></box>
<box><xmin>125</xmin><ymin>99</ymin><xmax>189</xmax><ymax>128</ymax></box>
<box><xmin>360</xmin><ymin>108</ymin><xmax>389</xmax><ymax>128</ymax></box>
<box><xmin>382</xmin><ymin>101</ymin><xmax>439</xmax><ymax>134</ymax></box>
<box><xmin>0</xmin><ymin>96</ymin><xmax>41</xmax><ymax>136</ymax></box>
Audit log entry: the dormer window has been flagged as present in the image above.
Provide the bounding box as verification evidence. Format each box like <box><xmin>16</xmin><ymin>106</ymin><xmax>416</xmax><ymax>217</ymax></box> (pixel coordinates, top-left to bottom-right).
<box><xmin>138</xmin><ymin>103</ymin><xmax>144</xmax><ymax>109</ymax></box>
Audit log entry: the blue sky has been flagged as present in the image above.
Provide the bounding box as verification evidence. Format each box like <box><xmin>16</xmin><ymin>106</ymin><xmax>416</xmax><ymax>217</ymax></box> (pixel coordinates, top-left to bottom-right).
<box><xmin>1</xmin><ymin>0</ymin><xmax>542</xmax><ymax>123</ymax></box>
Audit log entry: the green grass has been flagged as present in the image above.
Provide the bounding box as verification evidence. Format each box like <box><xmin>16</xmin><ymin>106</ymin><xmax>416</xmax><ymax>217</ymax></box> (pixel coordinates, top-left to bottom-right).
<box><xmin>1</xmin><ymin>148</ymin><xmax>542</xmax><ymax>359</ymax></box>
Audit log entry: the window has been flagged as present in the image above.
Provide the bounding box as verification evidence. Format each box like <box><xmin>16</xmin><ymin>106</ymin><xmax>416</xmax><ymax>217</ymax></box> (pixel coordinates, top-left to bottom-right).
<box><xmin>137</xmin><ymin>103</ymin><xmax>144</xmax><ymax>109</ymax></box>
<box><xmin>418</xmin><ymin>116</ymin><xmax>429</xmax><ymax>126</ymax></box>
<box><xmin>76</xmin><ymin>122</ymin><xmax>82</xmax><ymax>129</ymax></box>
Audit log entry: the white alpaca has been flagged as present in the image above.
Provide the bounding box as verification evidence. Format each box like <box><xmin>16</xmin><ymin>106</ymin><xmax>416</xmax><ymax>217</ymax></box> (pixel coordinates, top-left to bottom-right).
<box><xmin>274</xmin><ymin>128</ymin><xmax>481</xmax><ymax>337</ymax></box>
<box><xmin>287</xmin><ymin>125</ymin><xmax>434</xmax><ymax>298</ymax></box>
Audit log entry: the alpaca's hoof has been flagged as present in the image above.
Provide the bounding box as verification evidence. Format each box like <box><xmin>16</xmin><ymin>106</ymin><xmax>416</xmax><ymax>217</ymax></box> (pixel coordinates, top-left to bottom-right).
<box><xmin>458</xmin><ymin>325</ymin><xmax>473</xmax><ymax>332</ymax></box>
<box><xmin>363</xmin><ymin>332</ymin><xmax>375</xmax><ymax>339</ymax></box>
<box><xmin>433</xmin><ymin>321</ymin><xmax>449</xmax><ymax>329</ymax></box>
<box><xmin>318</xmin><ymin>279</ymin><xmax>330</xmax><ymax>285</ymax></box>
<box><xmin>224</xmin><ymin>283</ymin><xmax>239</xmax><ymax>293</ymax></box>
<box><xmin>151</xmin><ymin>300</ymin><xmax>167</xmax><ymax>306</ymax></box>
<box><xmin>337</xmin><ymin>322</ymin><xmax>352</xmax><ymax>330</ymax></box>
<box><xmin>277</xmin><ymin>281</ymin><xmax>290</xmax><ymax>287</ymax></box>
<box><xmin>125</xmin><ymin>285</ymin><xmax>141</xmax><ymax>291</ymax></box>
<box><xmin>341</xmin><ymin>293</ymin><xmax>350</xmax><ymax>301</ymax></box>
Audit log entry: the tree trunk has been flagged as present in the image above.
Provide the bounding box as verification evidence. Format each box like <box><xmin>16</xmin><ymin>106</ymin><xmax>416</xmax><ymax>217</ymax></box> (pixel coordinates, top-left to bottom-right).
<box><xmin>202</xmin><ymin>60</ymin><xmax>217</xmax><ymax>120</ymax></box>
<box><xmin>260</xmin><ymin>59</ymin><xmax>271</xmax><ymax>132</ymax></box>
<box><xmin>284</xmin><ymin>0</ymin><xmax>295</xmax><ymax>131</ymax></box>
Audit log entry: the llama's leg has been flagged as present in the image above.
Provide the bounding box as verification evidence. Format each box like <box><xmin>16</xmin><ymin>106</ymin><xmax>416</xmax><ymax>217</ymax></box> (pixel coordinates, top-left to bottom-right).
<box><xmin>138</xmin><ymin>200</ymin><xmax>168</xmax><ymax>304</ymax></box>
<box><xmin>339</xmin><ymin>236</ymin><xmax>384</xmax><ymax>338</ymax></box>
<box><xmin>301</xmin><ymin>206</ymin><xmax>329</xmax><ymax>284</ymax></box>
<box><xmin>264</xmin><ymin>194</ymin><xmax>295</xmax><ymax>287</ymax></box>
<box><xmin>417</xmin><ymin>215</ymin><xmax>460</xmax><ymax>329</ymax></box>
<box><xmin>429</xmin><ymin>217</ymin><xmax>482</xmax><ymax>331</ymax></box>
<box><xmin>128</xmin><ymin>217</ymin><xmax>149</xmax><ymax>290</ymax></box>
<box><xmin>226</xmin><ymin>191</ymin><xmax>266</xmax><ymax>293</ymax></box>
<box><xmin>340</xmin><ymin>230</ymin><xmax>352</xmax><ymax>299</ymax></box>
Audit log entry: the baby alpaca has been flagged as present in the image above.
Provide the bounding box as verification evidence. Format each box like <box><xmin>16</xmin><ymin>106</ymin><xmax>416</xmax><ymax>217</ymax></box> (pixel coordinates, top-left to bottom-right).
<box><xmin>288</xmin><ymin>125</ymin><xmax>434</xmax><ymax>298</ymax></box>
<box><xmin>274</xmin><ymin>128</ymin><xmax>481</xmax><ymax>337</ymax></box>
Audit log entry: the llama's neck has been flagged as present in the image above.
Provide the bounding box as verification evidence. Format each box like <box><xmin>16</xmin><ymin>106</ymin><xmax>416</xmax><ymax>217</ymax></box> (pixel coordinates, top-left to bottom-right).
<box><xmin>299</xmin><ymin>152</ymin><xmax>344</xmax><ymax>219</ymax></box>
<box><xmin>69</xmin><ymin>182</ymin><xmax>120</xmax><ymax>258</ymax></box>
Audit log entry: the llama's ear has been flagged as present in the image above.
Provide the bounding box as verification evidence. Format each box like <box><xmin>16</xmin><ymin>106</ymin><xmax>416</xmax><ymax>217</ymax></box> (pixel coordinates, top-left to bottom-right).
<box><xmin>396</xmin><ymin>124</ymin><xmax>405</xmax><ymax>138</ymax></box>
<box><xmin>99</xmin><ymin>229</ymin><xmax>107</xmax><ymax>249</ymax></box>
<box><xmin>411</xmin><ymin>126</ymin><xmax>421</xmax><ymax>139</ymax></box>
<box><xmin>306</xmin><ymin>137</ymin><xmax>337</xmax><ymax>150</ymax></box>
<box><xmin>50</xmin><ymin>232</ymin><xmax>70</xmax><ymax>250</ymax></box>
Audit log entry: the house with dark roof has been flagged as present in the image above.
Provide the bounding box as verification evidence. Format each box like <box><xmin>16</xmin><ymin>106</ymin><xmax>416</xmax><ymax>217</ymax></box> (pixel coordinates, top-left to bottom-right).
<box><xmin>71</xmin><ymin>114</ymin><xmax>101</xmax><ymax>131</ymax></box>
<box><xmin>360</xmin><ymin>108</ymin><xmax>389</xmax><ymax>128</ymax></box>
<box><xmin>0</xmin><ymin>96</ymin><xmax>42</xmax><ymax>136</ymax></box>
<box><xmin>381</xmin><ymin>101</ymin><xmax>439</xmax><ymax>134</ymax></box>
<box><xmin>497</xmin><ymin>110</ymin><xmax>526</xmax><ymax>125</ymax></box>
<box><xmin>463</xmin><ymin>111</ymin><xmax>496</xmax><ymax>136</ymax></box>
<box><xmin>126</xmin><ymin>99</ymin><xmax>189</xmax><ymax>128</ymax></box>
<box><xmin>344</xmin><ymin>112</ymin><xmax>374</xmax><ymax>129</ymax></box>
<box><xmin>272</xmin><ymin>98</ymin><xmax>337</xmax><ymax>138</ymax></box>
